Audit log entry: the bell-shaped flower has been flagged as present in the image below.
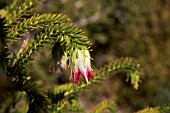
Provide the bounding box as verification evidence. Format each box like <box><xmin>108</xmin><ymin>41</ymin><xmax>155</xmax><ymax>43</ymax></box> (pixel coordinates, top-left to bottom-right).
<box><xmin>69</xmin><ymin>49</ymin><xmax>94</xmax><ymax>84</ymax></box>
<box><xmin>84</xmin><ymin>50</ymin><xmax>94</xmax><ymax>80</ymax></box>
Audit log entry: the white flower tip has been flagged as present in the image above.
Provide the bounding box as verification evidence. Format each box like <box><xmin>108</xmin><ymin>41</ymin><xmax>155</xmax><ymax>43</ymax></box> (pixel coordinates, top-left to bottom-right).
<box><xmin>85</xmin><ymin>74</ymin><xmax>89</xmax><ymax>83</ymax></box>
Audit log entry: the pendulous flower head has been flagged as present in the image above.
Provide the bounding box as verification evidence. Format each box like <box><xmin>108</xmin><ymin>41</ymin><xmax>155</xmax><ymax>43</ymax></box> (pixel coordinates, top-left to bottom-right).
<box><xmin>69</xmin><ymin>49</ymin><xmax>94</xmax><ymax>84</ymax></box>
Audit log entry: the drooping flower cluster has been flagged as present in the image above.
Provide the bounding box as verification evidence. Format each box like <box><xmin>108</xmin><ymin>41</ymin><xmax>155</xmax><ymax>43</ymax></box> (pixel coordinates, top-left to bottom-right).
<box><xmin>60</xmin><ymin>49</ymin><xmax>94</xmax><ymax>84</ymax></box>
<box><xmin>70</xmin><ymin>49</ymin><xmax>94</xmax><ymax>84</ymax></box>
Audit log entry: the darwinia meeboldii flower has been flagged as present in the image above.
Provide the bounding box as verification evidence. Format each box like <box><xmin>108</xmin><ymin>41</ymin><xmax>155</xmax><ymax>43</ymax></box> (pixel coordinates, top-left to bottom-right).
<box><xmin>69</xmin><ymin>49</ymin><xmax>94</xmax><ymax>84</ymax></box>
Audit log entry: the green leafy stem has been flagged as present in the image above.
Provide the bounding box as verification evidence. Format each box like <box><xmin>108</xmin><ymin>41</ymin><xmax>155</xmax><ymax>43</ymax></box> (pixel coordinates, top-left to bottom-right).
<box><xmin>6</xmin><ymin>14</ymin><xmax>70</xmax><ymax>43</ymax></box>
<box><xmin>5</xmin><ymin>0</ymin><xmax>37</xmax><ymax>27</ymax></box>
<box><xmin>15</xmin><ymin>22</ymin><xmax>91</xmax><ymax>66</ymax></box>
<box><xmin>51</xmin><ymin>57</ymin><xmax>141</xmax><ymax>110</ymax></box>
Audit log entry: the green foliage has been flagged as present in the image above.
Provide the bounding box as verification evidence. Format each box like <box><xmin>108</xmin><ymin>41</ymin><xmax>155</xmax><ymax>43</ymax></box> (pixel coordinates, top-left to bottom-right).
<box><xmin>94</xmin><ymin>57</ymin><xmax>141</xmax><ymax>90</ymax></box>
<box><xmin>16</xmin><ymin>77</ymin><xmax>49</xmax><ymax>113</ymax></box>
<box><xmin>47</xmin><ymin>57</ymin><xmax>141</xmax><ymax>112</ymax></box>
<box><xmin>136</xmin><ymin>104</ymin><xmax>170</xmax><ymax>113</ymax></box>
<box><xmin>44</xmin><ymin>0</ymin><xmax>170</xmax><ymax>112</ymax></box>
<box><xmin>5</xmin><ymin>0</ymin><xmax>37</xmax><ymax>27</ymax></box>
<box><xmin>4</xmin><ymin>0</ymin><xmax>23</xmax><ymax>14</ymax></box>
<box><xmin>6</xmin><ymin>13</ymin><xmax>70</xmax><ymax>43</ymax></box>
<box><xmin>15</xmin><ymin>22</ymin><xmax>90</xmax><ymax>66</ymax></box>
<box><xmin>2</xmin><ymin>0</ymin><xmax>165</xmax><ymax>113</ymax></box>
<box><xmin>90</xmin><ymin>100</ymin><xmax>116</xmax><ymax>113</ymax></box>
<box><xmin>57</xmin><ymin>105</ymin><xmax>84</xmax><ymax>113</ymax></box>
<box><xmin>63</xmin><ymin>57</ymin><xmax>141</xmax><ymax>98</ymax></box>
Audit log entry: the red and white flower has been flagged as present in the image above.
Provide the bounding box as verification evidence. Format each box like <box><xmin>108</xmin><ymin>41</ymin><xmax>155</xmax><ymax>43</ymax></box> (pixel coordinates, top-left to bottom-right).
<box><xmin>69</xmin><ymin>49</ymin><xmax>94</xmax><ymax>84</ymax></box>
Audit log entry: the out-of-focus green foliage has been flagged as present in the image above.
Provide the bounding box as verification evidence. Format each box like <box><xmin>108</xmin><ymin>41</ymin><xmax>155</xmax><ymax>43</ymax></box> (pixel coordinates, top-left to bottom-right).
<box><xmin>135</xmin><ymin>104</ymin><xmax>170</xmax><ymax>113</ymax></box>
<box><xmin>90</xmin><ymin>100</ymin><xmax>117</xmax><ymax>113</ymax></box>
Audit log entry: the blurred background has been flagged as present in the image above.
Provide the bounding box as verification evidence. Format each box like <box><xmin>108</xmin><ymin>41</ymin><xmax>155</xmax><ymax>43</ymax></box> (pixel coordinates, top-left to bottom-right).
<box><xmin>1</xmin><ymin>0</ymin><xmax>170</xmax><ymax>113</ymax></box>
